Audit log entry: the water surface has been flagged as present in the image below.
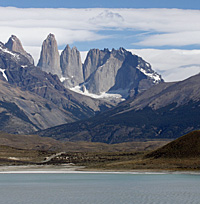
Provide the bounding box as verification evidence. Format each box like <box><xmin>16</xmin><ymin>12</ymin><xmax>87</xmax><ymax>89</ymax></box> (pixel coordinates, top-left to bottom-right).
<box><xmin>0</xmin><ymin>173</ymin><xmax>199</xmax><ymax>204</ymax></box>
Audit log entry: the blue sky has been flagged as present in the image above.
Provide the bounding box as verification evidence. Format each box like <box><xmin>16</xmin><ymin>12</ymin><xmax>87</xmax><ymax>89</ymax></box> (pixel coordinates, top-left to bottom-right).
<box><xmin>0</xmin><ymin>0</ymin><xmax>200</xmax><ymax>9</ymax></box>
<box><xmin>0</xmin><ymin>2</ymin><xmax>200</xmax><ymax>81</ymax></box>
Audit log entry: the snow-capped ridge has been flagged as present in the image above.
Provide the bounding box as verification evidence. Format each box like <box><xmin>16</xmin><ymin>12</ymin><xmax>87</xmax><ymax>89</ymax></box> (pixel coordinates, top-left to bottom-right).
<box><xmin>136</xmin><ymin>64</ymin><xmax>162</xmax><ymax>84</ymax></box>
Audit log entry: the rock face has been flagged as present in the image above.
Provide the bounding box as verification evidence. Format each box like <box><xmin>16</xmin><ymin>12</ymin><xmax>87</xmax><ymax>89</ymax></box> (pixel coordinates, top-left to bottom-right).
<box><xmin>5</xmin><ymin>35</ymin><xmax>34</xmax><ymax>65</ymax></box>
<box><xmin>60</xmin><ymin>45</ymin><xmax>84</xmax><ymax>87</ymax></box>
<box><xmin>36</xmin><ymin>34</ymin><xmax>162</xmax><ymax>101</ymax></box>
<box><xmin>82</xmin><ymin>47</ymin><xmax>163</xmax><ymax>97</ymax></box>
<box><xmin>83</xmin><ymin>48</ymin><xmax>110</xmax><ymax>81</ymax></box>
<box><xmin>37</xmin><ymin>34</ymin><xmax>61</xmax><ymax>77</ymax></box>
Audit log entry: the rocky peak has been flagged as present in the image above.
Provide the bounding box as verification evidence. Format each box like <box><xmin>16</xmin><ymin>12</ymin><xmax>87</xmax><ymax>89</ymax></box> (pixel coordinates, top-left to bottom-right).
<box><xmin>60</xmin><ymin>44</ymin><xmax>83</xmax><ymax>87</ymax></box>
<box><xmin>80</xmin><ymin>47</ymin><xmax>163</xmax><ymax>97</ymax></box>
<box><xmin>37</xmin><ymin>33</ymin><xmax>61</xmax><ymax>77</ymax></box>
<box><xmin>0</xmin><ymin>41</ymin><xmax>31</xmax><ymax>72</ymax></box>
<box><xmin>5</xmin><ymin>35</ymin><xmax>34</xmax><ymax>65</ymax></box>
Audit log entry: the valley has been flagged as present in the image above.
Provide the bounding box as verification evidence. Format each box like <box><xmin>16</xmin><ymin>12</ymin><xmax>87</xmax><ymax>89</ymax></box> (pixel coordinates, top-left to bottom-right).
<box><xmin>0</xmin><ymin>131</ymin><xmax>199</xmax><ymax>172</ymax></box>
<box><xmin>0</xmin><ymin>34</ymin><xmax>199</xmax><ymax>173</ymax></box>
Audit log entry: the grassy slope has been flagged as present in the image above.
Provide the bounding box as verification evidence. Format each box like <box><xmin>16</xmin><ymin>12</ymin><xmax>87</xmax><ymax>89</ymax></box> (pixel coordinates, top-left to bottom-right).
<box><xmin>47</xmin><ymin>130</ymin><xmax>200</xmax><ymax>171</ymax></box>
<box><xmin>1</xmin><ymin>130</ymin><xmax>200</xmax><ymax>171</ymax></box>
<box><xmin>0</xmin><ymin>131</ymin><xmax>169</xmax><ymax>165</ymax></box>
<box><xmin>88</xmin><ymin>130</ymin><xmax>200</xmax><ymax>171</ymax></box>
<box><xmin>146</xmin><ymin>130</ymin><xmax>200</xmax><ymax>158</ymax></box>
<box><xmin>0</xmin><ymin>145</ymin><xmax>51</xmax><ymax>165</ymax></box>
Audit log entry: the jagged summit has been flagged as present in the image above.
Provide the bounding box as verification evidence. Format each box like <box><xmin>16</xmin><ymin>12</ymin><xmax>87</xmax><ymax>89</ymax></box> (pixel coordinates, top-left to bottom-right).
<box><xmin>37</xmin><ymin>33</ymin><xmax>62</xmax><ymax>77</ymax></box>
<box><xmin>36</xmin><ymin>34</ymin><xmax>163</xmax><ymax>101</ymax></box>
<box><xmin>5</xmin><ymin>35</ymin><xmax>34</xmax><ymax>65</ymax></box>
<box><xmin>78</xmin><ymin>47</ymin><xmax>163</xmax><ymax>98</ymax></box>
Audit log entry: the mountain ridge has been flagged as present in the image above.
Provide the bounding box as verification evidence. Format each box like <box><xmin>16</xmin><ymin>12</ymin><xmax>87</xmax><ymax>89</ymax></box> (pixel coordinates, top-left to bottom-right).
<box><xmin>37</xmin><ymin>34</ymin><xmax>163</xmax><ymax>101</ymax></box>
<box><xmin>37</xmin><ymin>73</ymin><xmax>200</xmax><ymax>143</ymax></box>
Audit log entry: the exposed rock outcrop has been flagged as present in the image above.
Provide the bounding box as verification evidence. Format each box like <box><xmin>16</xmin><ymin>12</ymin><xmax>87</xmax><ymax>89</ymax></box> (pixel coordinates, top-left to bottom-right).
<box><xmin>60</xmin><ymin>45</ymin><xmax>84</xmax><ymax>87</ymax></box>
<box><xmin>37</xmin><ymin>34</ymin><xmax>61</xmax><ymax>77</ymax></box>
<box><xmin>82</xmin><ymin>47</ymin><xmax>163</xmax><ymax>97</ymax></box>
<box><xmin>36</xmin><ymin>34</ymin><xmax>162</xmax><ymax>101</ymax></box>
<box><xmin>83</xmin><ymin>48</ymin><xmax>110</xmax><ymax>81</ymax></box>
<box><xmin>5</xmin><ymin>35</ymin><xmax>34</xmax><ymax>65</ymax></box>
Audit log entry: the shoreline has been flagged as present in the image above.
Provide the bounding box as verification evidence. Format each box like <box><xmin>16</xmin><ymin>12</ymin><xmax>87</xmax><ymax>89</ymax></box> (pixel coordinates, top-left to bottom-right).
<box><xmin>0</xmin><ymin>164</ymin><xmax>199</xmax><ymax>175</ymax></box>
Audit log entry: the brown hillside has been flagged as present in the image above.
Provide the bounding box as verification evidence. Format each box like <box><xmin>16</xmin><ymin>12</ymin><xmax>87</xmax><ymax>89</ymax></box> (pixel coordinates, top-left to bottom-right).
<box><xmin>146</xmin><ymin>130</ymin><xmax>200</xmax><ymax>159</ymax></box>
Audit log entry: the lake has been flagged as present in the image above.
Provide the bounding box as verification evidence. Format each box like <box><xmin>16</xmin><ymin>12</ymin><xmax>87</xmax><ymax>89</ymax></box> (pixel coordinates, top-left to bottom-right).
<box><xmin>0</xmin><ymin>172</ymin><xmax>199</xmax><ymax>204</ymax></box>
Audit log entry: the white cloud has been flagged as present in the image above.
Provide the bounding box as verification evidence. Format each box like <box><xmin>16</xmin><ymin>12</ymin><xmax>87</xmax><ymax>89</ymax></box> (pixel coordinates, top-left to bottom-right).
<box><xmin>0</xmin><ymin>7</ymin><xmax>200</xmax><ymax>81</ymax></box>
<box><xmin>1</xmin><ymin>7</ymin><xmax>200</xmax><ymax>47</ymax></box>
<box><xmin>24</xmin><ymin>46</ymin><xmax>41</xmax><ymax>65</ymax></box>
<box><xmin>135</xmin><ymin>31</ymin><xmax>200</xmax><ymax>47</ymax></box>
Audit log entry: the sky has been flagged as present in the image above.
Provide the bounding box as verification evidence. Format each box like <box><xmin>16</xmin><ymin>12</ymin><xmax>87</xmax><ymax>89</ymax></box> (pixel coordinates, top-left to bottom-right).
<box><xmin>0</xmin><ymin>0</ymin><xmax>200</xmax><ymax>82</ymax></box>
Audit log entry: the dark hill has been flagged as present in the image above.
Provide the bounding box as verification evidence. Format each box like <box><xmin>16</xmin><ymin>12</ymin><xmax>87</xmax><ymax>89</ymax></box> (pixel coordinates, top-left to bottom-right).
<box><xmin>37</xmin><ymin>73</ymin><xmax>200</xmax><ymax>143</ymax></box>
<box><xmin>146</xmin><ymin>130</ymin><xmax>200</xmax><ymax>159</ymax></box>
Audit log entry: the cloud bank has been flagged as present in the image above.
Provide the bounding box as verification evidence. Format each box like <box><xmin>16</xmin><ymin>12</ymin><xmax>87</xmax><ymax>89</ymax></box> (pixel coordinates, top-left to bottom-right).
<box><xmin>129</xmin><ymin>49</ymin><xmax>200</xmax><ymax>82</ymax></box>
<box><xmin>1</xmin><ymin>7</ymin><xmax>200</xmax><ymax>47</ymax></box>
<box><xmin>0</xmin><ymin>7</ymin><xmax>200</xmax><ymax>82</ymax></box>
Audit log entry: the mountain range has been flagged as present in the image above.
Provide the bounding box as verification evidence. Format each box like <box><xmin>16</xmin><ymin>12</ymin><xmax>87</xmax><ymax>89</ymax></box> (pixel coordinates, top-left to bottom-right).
<box><xmin>0</xmin><ymin>34</ymin><xmax>162</xmax><ymax>134</ymax></box>
<box><xmin>37</xmin><ymin>34</ymin><xmax>163</xmax><ymax>100</ymax></box>
<box><xmin>0</xmin><ymin>33</ymin><xmax>199</xmax><ymax>144</ymax></box>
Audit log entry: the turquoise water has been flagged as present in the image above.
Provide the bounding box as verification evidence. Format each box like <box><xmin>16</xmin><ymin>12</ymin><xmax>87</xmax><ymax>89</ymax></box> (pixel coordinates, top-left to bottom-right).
<box><xmin>0</xmin><ymin>173</ymin><xmax>200</xmax><ymax>204</ymax></box>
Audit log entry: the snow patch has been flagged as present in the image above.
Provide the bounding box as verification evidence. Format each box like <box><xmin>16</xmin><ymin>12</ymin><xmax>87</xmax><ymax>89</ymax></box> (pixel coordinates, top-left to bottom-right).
<box><xmin>70</xmin><ymin>85</ymin><xmax>125</xmax><ymax>101</ymax></box>
<box><xmin>21</xmin><ymin>65</ymin><xmax>28</xmax><ymax>68</ymax></box>
<box><xmin>0</xmin><ymin>46</ymin><xmax>20</xmax><ymax>59</ymax></box>
<box><xmin>0</xmin><ymin>68</ymin><xmax>8</xmax><ymax>81</ymax></box>
<box><xmin>137</xmin><ymin>65</ymin><xmax>161</xmax><ymax>84</ymax></box>
<box><xmin>60</xmin><ymin>77</ymin><xmax>68</xmax><ymax>82</ymax></box>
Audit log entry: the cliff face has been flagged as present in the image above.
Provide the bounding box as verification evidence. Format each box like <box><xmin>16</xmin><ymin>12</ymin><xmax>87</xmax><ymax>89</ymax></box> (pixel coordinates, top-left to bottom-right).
<box><xmin>83</xmin><ymin>48</ymin><xmax>110</xmax><ymax>81</ymax></box>
<box><xmin>37</xmin><ymin>34</ymin><xmax>61</xmax><ymax>77</ymax></box>
<box><xmin>5</xmin><ymin>35</ymin><xmax>34</xmax><ymax>65</ymax></box>
<box><xmin>60</xmin><ymin>45</ymin><xmax>84</xmax><ymax>87</ymax></box>
<box><xmin>81</xmin><ymin>48</ymin><xmax>163</xmax><ymax>97</ymax></box>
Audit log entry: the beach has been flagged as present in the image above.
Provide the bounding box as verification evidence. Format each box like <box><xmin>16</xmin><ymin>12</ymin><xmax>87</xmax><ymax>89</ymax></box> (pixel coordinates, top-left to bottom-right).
<box><xmin>0</xmin><ymin>164</ymin><xmax>200</xmax><ymax>175</ymax></box>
